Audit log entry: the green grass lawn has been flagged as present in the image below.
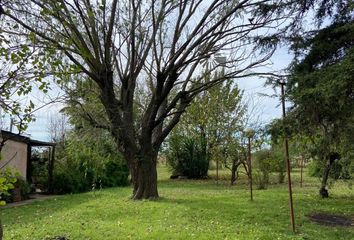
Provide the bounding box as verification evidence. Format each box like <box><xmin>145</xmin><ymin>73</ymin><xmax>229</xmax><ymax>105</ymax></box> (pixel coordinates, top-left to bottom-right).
<box><xmin>1</xmin><ymin>166</ymin><xmax>353</xmax><ymax>240</ymax></box>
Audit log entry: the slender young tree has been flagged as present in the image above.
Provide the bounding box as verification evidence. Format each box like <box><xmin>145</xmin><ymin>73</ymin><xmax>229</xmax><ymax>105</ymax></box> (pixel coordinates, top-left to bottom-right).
<box><xmin>1</xmin><ymin>0</ymin><xmax>301</xmax><ymax>199</ymax></box>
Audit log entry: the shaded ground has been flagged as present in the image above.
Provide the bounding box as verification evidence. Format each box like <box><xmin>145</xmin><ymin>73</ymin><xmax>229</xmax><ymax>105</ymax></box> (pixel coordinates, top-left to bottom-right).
<box><xmin>1</xmin><ymin>194</ymin><xmax>61</xmax><ymax>209</ymax></box>
<box><xmin>46</xmin><ymin>237</ymin><xmax>69</xmax><ymax>240</ymax></box>
<box><xmin>307</xmin><ymin>213</ymin><xmax>354</xmax><ymax>227</ymax></box>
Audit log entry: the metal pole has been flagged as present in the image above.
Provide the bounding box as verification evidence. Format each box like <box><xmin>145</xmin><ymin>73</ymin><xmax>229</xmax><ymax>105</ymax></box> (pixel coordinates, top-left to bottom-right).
<box><xmin>280</xmin><ymin>81</ymin><xmax>295</xmax><ymax>232</ymax></box>
<box><xmin>248</xmin><ymin>137</ymin><xmax>253</xmax><ymax>201</ymax></box>
<box><xmin>216</xmin><ymin>158</ymin><xmax>219</xmax><ymax>184</ymax></box>
<box><xmin>300</xmin><ymin>155</ymin><xmax>304</xmax><ymax>188</ymax></box>
<box><xmin>48</xmin><ymin>145</ymin><xmax>55</xmax><ymax>194</ymax></box>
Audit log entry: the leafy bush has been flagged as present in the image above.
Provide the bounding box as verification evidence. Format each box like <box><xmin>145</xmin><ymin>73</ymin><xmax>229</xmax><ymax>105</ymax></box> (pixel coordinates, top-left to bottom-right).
<box><xmin>253</xmin><ymin>148</ymin><xmax>288</xmax><ymax>188</ymax></box>
<box><xmin>253</xmin><ymin>169</ymin><xmax>267</xmax><ymax>190</ymax></box>
<box><xmin>102</xmin><ymin>160</ymin><xmax>129</xmax><ymax>187</ymax></box>
<box><xmin>253</xmin><ymin>150</ymin><xmax>272</xmax><ymax>189</ymax></box>
<box><xmin>166</xmin><ymin>135</ymin><xmax>209</xmax><ymax>179</ymax></box>
<box><xmin>16</xmin><ymin>177</ymin><xmax>31</xmax><ymax>200</ymax></box>
<box><xmin>269</xmin><ymin>146</ymin><xmax>286</xmax><ymax>183</ymax></box>
<box><xmin>0</xmin><ymin>167</ymin><xmax>17</xmax><ymax>240</ymax></box>
<box><xmin>52</xmin><ymin>170</ymin><xmax>86</xmax><ymax>194</ymax></box>
<box><xmin>0</xmin><ymin>167</ymin><xmax>17</xmax><ymax>205</ymax></box>
<box><xmin>52</xmin><ymin>130</ymin><xmax>129</xmax><ymax>194</ymax></box>
<box><xmin>2</xmin><ymin>177</ymin><xmax>31</xmax><ymax>203</ymax></box>
<box><xmin>308</xmin><ymin>158</ymin><xmax>352</xmax><ymax>180</ymax></box>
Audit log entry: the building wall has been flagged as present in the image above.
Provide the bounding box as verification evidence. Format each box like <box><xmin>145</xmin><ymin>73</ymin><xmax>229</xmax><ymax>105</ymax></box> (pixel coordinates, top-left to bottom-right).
<box><xmin>0</xmin><ymin>139</ymin><xmax>28</xmax><ymax>179</ymax></box>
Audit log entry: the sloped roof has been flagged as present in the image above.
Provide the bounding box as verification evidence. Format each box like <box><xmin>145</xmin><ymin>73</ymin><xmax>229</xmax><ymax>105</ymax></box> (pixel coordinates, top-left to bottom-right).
<box><xmin>1</xmin><ymin>130</ymin><xmax>55</xmax><ymax>147</ymax></box>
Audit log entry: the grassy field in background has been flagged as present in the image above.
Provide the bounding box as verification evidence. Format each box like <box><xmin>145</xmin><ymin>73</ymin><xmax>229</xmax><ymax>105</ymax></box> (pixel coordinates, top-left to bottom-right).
<box><xmin>1</xmin><ymin>166</ymin><xmax>353</xmax><ymax>240</ymax></box>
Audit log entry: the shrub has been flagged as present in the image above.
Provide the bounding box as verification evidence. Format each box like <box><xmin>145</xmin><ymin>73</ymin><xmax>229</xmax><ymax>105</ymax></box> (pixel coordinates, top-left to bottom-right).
<box><xmin>16</xmin><ymin>177</ymin><xmax>31</xmax><ymax>200</ymax></box>
<box><xmin>0</xmin><ymin>167</ymin><xmax>17</xmax><ymax>240</ymax></box>
<box><xmin>253</xmin><ymin>169</ymin><xmax>267</xmax><ymax>190</ymax></box>
<box><xmin>52</xmin><ymin>170</ymin><xmax>86</xmax><ymax>194</ymax></box>
<box><xmin>269</xmin><ymin>147</ymin><xmax>286</xmax><ymax>183</ymax></box>
<box><xmin>308</xmin><ymin>158</ymin><xmax>352</xmax><ymax>180</ymax></box>
<box><xmin>0</xmin><ymin>169</ymin><xmax>31</xmax><ymax>203</ymax></box>
<box><xmin>102</xmin><ymin>160</ymin><xmax>129</xmax><ymax>187</ymax></box>
<box><xmin>52</xmin><ymin>130</ymin><xmax>129</xmax><ymax>194</ymax></box>
<box><xmin>253</xmin><ymin>150</ymin><xmax>272</xmax><ymax>189</ymax></box>
<box><xmin>0</xmin><ymin>177</ymin><xmax>30</xmax><ymax>203</ymax></box>
<box><xmin>0</xmin><ymin>167</ymin><xmax>17</xmax><ymax>205</ymax></box>
<box><xmin>166</xmin><ymin>135</ymin><xmax>209</xmax><ymax>179</ymax></box>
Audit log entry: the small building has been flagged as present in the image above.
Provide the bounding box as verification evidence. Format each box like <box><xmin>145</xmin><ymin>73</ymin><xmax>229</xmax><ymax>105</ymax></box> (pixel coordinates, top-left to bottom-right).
<box><xmin>0</xmin><ymin>130</ymin><xmax>55</xmax><ymax>192</ymax></box>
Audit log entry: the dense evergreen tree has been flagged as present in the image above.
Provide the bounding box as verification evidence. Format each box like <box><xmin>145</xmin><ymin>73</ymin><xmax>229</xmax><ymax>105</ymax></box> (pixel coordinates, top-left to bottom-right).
<box><xmin>286</xmin><ymin>20</ymin><xmax>354</xmax><ymax>197</ymax></box>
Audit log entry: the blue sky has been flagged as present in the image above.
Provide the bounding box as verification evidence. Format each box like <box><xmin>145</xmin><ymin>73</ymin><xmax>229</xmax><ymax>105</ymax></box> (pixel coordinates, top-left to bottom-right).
<box><xmin>237</xmin><ymin>46</ymin><xmax>292</xmax><ymax>123</ymax></box>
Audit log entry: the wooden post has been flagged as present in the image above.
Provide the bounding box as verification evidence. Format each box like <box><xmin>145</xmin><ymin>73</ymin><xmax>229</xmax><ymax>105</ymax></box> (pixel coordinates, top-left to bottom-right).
<box><xmin>26</xmin><ymin>144</ymin><xmax>32</xmax><ymax>183</ymax></box>
<box><xmin>48</xmin><ymin>145</ymin><xmax>55</xmax><ymax>193</ymax></box>
<box><xmin>248</xmin><ymin>137</ymin><xmax>253</xmax><ymax>201</ymax></box>
<box><xmin>216</xmin><ymin>158</ymin><xmax>219</xmax><ymax>184</ymax></box>
<box><xmin>280</xmin><ymin>81</ymin><xmax>296</xmax><ymax>232</ymax></box>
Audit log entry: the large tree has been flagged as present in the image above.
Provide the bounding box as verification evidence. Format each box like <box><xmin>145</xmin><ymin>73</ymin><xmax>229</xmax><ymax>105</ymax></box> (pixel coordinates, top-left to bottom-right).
<box><xmin>286</xmin><ymin>20</ymin><xmax>354</xmax><ymax>197</ymax></box>
<box><xmin>174</xmin><ymin>76</ymin><xmax>246</xmax><ymax>159</ymax></box>
<box><xmin>1</xmin><ymin>0</ymin><xmax>301</xmax><ymax>199</ymax></box>
<box><xmin>166</xmin><ymin>75</ymin><xmax>246</xmax><ymax>181</ymax></box>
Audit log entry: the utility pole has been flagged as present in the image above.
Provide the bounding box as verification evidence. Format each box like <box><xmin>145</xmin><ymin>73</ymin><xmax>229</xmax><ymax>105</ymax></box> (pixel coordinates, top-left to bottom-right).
<box><xmin>280</xmin><ymin>81</ymin><xmax>296</xmax><ymax>233</ymax></box>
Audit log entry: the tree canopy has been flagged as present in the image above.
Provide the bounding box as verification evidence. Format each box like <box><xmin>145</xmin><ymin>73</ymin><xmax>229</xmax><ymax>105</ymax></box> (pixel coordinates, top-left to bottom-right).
<box><xmin>0</xmin><ymin>0</ymin><xmax>327</xmax><ymax>199</ymax></box>
<box><xmin>284</xmin><ymin>18</ymin><xmax>354</xmax><ymax>196</ymax></box>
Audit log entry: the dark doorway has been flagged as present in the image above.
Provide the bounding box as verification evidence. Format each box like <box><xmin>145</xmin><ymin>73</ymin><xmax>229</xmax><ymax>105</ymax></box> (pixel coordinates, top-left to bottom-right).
<box><xmin>27</xmin><ymin>140</ymin><xmax>56</xmax><ymax>193</ymax></box>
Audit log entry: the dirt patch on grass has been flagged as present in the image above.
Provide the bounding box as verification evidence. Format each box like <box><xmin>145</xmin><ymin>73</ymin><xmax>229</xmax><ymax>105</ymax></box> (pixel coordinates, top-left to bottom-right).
<box><xmin>307</xmin><ymin>213</ymin><xmax>354</xmax><ymax>227</ymax></box>
<box><xmin>46</xmin><ymin>236</ymin><xmax>69</xmax><ymax>240</ymax></box>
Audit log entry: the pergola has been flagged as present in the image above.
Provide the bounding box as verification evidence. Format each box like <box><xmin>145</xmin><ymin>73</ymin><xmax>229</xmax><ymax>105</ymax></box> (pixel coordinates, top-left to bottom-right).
<box><xmin>27</xmin><ymin>139</ymin><xmax>56</xmax><ymax>193</ymax></box>
<box><xmin>1</xmin><ymin>130</ymin><xmax>56</xmax><ymax>193</ymax></box>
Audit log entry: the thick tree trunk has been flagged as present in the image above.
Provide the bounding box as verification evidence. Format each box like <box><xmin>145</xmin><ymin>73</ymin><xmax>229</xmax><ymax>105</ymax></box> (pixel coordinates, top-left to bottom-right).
<box><xmin>130</xmin><ymin>152</ymin><xmax>159</xmax><ymax>200</ymax></box>
<box><xmin>98</xmin><ymin>71</ymin><xmax>162</xmax><ymax>200</ymax></box>
<box><xmin>319</xmin><ymin>153</ymin><xmax>339</xmax><ymax>198</ymax></box>
<box><xmin>97</xmin><ymin>72</ymin><xmax>159</xmax><ymax>200</ymax></box>
<box><xmin>230</xmin><ymin>159</ymin><xmax>240</xmax><ymax>185</ymax></box>
<box><xmin>320</xmin><ymin>160</ymin><xmax>331</xmax><ymax>198</ymax></box>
